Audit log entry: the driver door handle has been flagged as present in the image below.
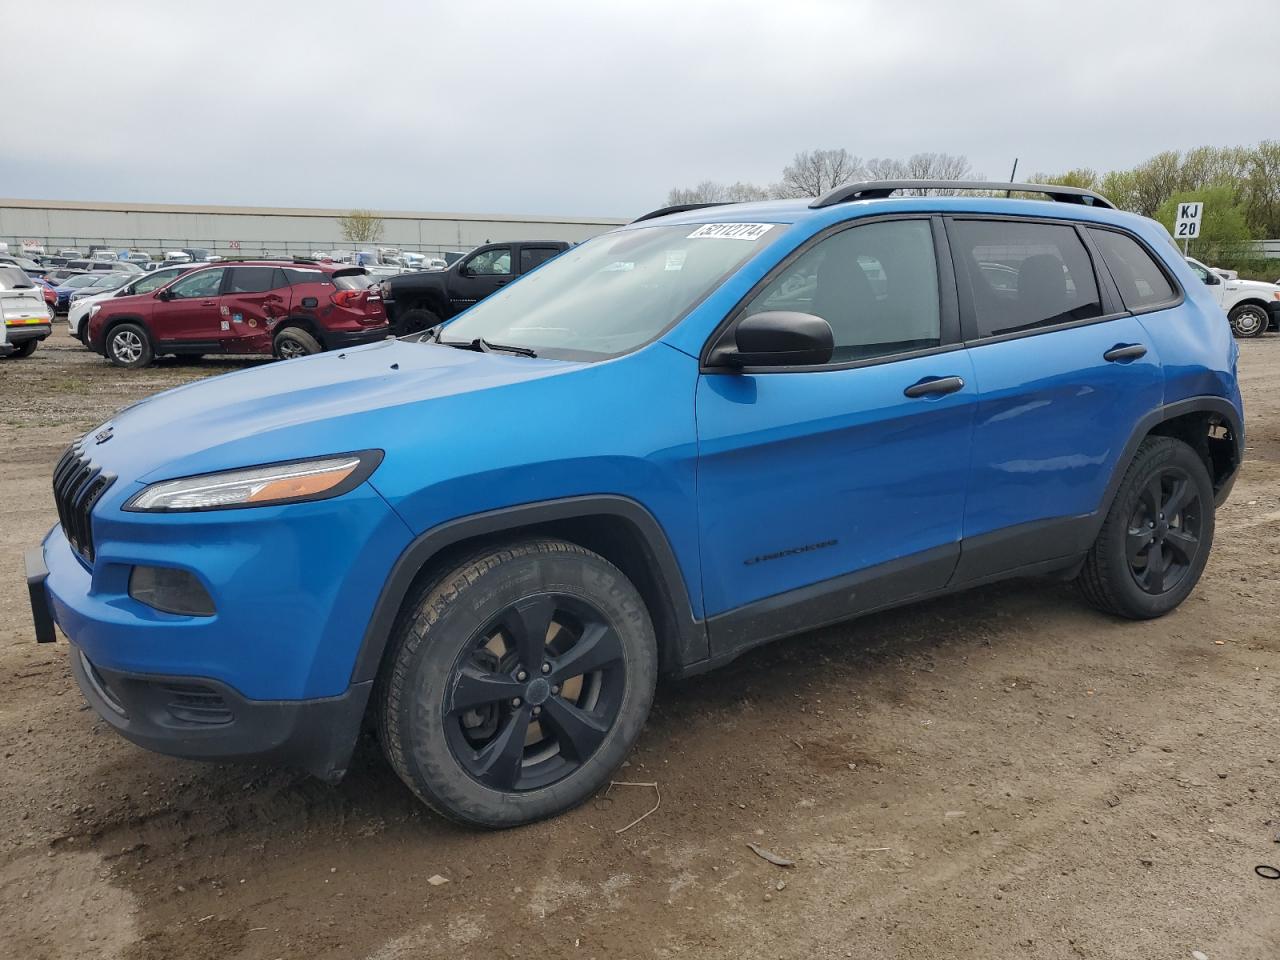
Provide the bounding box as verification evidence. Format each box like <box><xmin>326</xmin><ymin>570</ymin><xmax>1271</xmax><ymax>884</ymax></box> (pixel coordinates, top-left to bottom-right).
<box><xmin>904</xmin><ymin>375</ymin><xmax>965</xmax><ymax>398</ymax></box>
<box><xmin>1103</xmin><ymin>343</ymin><xmax>1147</xmax><ymax>363</ymax></box>
<box><xmin>200</xmin><ymin>300</ymin><xmax>216</xmax><ymax>306</ymax></box>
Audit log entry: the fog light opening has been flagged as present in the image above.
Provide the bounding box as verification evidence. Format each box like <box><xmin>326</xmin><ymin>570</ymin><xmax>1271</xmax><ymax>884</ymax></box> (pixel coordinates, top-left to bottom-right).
<box><xmin>129</xmin><ymin>565</ymin><xmax>215</xmax><ymax>617</ymax></box>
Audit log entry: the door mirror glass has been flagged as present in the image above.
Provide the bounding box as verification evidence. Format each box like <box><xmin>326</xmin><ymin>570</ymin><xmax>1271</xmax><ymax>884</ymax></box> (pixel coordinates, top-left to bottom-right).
<box><xmin>715</xmin><ymin>311</ymin><xmax>834</xmax><ymax>368</ymax></box>
<box><xmin>1203</xmin><ymin>272</ymin><xmax>1220</xmax><ymax>286</ymax></box>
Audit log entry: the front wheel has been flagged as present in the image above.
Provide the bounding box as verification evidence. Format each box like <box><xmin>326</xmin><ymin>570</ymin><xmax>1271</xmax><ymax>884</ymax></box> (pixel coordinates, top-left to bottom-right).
<box><xmin>395</xmin><ymin>307</ymin><xmax>440</xmax><ymax>336</ymax></box>
<box><xmin>377</xmin><ymin>539</ymin><xmax>657</xmax><ymax>828</ymax></box>
<box><xmin>105</xmin><ymin>323</ymin><xmax>154</xmax><ymax>368</ymax></box>
<box><xmin>273</xmin><ymin>327</ymin><xmax>322</xmax><ymax>359</ymax></box>
<box><xmin>1077</xmin><ymin>436</ymin><xmax>1215</xmax><ymax>619</ymax></box>
<box><xmin>1228</xmin><ymin>303</ymin><xmax>1268</xmax><ymax>338</ymax></box>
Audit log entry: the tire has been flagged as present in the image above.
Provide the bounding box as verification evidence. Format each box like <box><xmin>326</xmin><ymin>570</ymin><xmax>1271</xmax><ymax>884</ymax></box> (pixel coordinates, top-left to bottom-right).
<box><xmin>377</xmin><ymin>539</ymin><xmax>657</xmax><ymax>828</ymax></box>
<box><xmin>105</xmin><ymin>323</ymin><xmax>154</xmax><ymax>368</ymax></box>
<box><xmin>273</xmin><ymin>327</ymin><xmax>322</xmax><ymax>359</ymax></box>
<box><xmin>11</xmin><ymin>339</ymin><xmax>38</xmax><ymax>358</ymax></box>
<box><xmin>395</xmin><ymin>307</ymin><xmax>440</xmax><ymax>336</ymax></box>
<box><xmin>1228</xmin><ymin>303</ymin><xmax>1268</xmax><ymax>338</ymax></box>
<box><xmin>1077</xmin><ymin>436</ymin><xmax>1215</xmax><ymax>619</ymax></box>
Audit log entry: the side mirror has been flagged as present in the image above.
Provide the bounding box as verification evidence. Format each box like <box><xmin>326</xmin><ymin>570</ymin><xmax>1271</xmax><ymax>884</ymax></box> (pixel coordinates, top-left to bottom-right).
<box><xmin>1203</xmin><ymin>273</ymin><xmax>1220</xmax><ymax>286</ymax></box>
<box><xmin>712</xmin><ymin>311</ymin><xmax>834</xmax><ymax>369</ymax></box>
<box><xmin>156</xmin><ymin>288</ymin><xmax>172</xmax><ymax>300</ymax></box>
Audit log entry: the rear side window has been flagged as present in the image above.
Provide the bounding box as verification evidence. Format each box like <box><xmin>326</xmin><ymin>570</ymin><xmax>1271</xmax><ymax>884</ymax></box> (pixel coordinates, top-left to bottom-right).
<box><xmin>520</xmin><ymin>246</ymin><xmax>561</xmax><ymax>273</ymax></box>
<box><xmin>951</xmin><ymin>220</ymin><xmax>1103</xmax><ymax>338</ymax></box>
<box><xmin>1088</xmin><ymin>229</ymin><xmax>1176</xmax><ymax>310</ymax></box>
<box><xmin>284</xmin><ymin>268</ymin><xmax>328</xmax><ymax>286</ymax></box>
<box><xmin>0</xmin><ymin>266</ymin><xmax>33</xmax><ymax>289</ymax></box>
<box><xmin>225</xmin><ymin>266</ymin><xmax>281</xmax><ymax>294</ymax></box>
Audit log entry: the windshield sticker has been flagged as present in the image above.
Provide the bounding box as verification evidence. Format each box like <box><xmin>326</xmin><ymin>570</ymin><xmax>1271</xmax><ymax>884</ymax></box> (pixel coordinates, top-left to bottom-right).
<box><xmin>664</xmin><ymin>250</ymin><xmax>687</xmax><ymax>271</ymax></box>
<box><xmin>687</xmin><ymin>223</ymin><xmax>774</xmax><ymax>241</ymax></box>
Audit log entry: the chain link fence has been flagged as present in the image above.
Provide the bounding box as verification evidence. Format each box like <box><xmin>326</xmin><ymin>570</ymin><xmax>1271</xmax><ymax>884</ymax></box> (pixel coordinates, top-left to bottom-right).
<box><xmin>3</xmin><ymin>236</ymin><xmax>469</xmax><ymax>262</ymax></box>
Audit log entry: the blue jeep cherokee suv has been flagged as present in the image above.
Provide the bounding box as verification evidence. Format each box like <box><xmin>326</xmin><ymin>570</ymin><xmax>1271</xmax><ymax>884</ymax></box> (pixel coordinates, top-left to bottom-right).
<box><xmin>26</xmin><ymin>180</ymin><xmax>1243</xmax><ymax>827</ymax></box>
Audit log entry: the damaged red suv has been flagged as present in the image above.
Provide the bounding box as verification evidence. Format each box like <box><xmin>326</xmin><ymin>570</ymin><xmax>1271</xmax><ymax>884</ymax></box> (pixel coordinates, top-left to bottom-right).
<box><xmin>86</xmin><ymin>261</ymin><xmax>389</xmax><ymax>368</ymax></box>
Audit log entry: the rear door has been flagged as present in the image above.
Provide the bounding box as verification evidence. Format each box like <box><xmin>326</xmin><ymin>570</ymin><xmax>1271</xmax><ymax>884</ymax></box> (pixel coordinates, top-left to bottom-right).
<box><xmin>219</xmin><ymin>266</ymin><xmax>287</xmax><ymax>352</ymax></box>
<box><xmin>155</xmin><ymin>266</ymin><xmax>225</xmax><ymax>346</ymax></box>
<box><xmin>946</xmin><ymin>216</ymin><xmax>1164</xmax><ymax>581</ymax></box>
<box><xmin>448</xmin><ymin>245</ymin><xmax>513</xmax><ymax>313</ymax></box>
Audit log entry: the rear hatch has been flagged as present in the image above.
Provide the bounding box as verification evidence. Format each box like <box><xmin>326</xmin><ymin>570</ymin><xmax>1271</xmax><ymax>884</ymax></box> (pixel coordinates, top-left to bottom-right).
<box><xmin>0</xmin><ymin>267</ymin><xmax>49</xmax><ymax>331</ymax></box>
<box><xmin>331</xmin><ymin>268</ymin><xmax>386</xmax><ymax>322</ymax></box>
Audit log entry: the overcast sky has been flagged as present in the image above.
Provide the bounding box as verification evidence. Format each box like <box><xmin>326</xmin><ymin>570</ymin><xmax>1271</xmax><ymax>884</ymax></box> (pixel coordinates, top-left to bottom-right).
<box><xmin>4</xmin><ymin>0</ymin><xmax>1274</xmax><ymax>218</ymax></box>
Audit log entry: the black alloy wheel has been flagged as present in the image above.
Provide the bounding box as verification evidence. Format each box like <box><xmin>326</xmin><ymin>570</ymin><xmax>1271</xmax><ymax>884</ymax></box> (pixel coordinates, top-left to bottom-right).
<box><xmin>444</xmin><ymin>592</ymin><xmax>626</xmax><ymax>792</ymax></box>
<box><xmin>1125</xmin><ymin>466</ymin><xmax>1204</xmax><ymax>595</ymax></box>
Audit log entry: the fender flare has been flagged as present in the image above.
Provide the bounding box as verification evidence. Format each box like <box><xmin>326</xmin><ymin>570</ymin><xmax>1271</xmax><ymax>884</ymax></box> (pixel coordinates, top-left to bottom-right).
<box><xmin>349</xmin><ymin>495</ymin><xmax>705</xmax><ymax>685</ymax></box>
<box><xmin>96</xmin><ymin>314</ymin><xmax>150</xmax><ymax>354</ymax></box>
<box><xmin>1093</xmin><ymin>395</ymin><xmax>1243</xmax><ymax>532</ymax></box>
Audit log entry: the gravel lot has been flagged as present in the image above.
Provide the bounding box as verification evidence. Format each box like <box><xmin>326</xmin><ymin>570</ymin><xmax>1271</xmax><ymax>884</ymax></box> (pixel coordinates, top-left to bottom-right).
<box><xmin>2</xmin><ymin>330</ymin><xmax>1278</xmax><ymax>960</ymax></box>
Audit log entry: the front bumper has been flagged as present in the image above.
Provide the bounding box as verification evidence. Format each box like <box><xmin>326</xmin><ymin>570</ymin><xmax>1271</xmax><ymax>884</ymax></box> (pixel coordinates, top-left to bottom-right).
<box><xmin>1266</xmin><ymin>301</ymin><xmax>1280</xmax><ymax>329</ymax></box>
<box><xmin>68</xmin><ymin>645</ymin><xmax>372</xmax><ymax>781</ymax></box>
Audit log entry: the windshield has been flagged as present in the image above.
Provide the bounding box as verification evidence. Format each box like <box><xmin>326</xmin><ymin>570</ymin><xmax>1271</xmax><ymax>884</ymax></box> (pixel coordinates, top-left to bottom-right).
<box><xmin>64</xmin><ymin>274</ymin><xmax>101</xmax><ymax>288</ymax></box>
<box><xmin>440</xmin><ymin>223</ymin><xmax>781</xmax><ymax>360</ymax></box>
<box><xmin>92</xmin><ymin>273</ymin><xmax>129</xmax><ymax>288</ymax></box>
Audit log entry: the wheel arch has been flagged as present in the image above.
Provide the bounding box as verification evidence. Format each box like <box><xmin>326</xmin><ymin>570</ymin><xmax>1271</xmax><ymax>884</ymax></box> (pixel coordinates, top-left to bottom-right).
<box><xmin>350</xmin><ymin>496</ymin><xmax>706</xmax><ymax>689</ymax></box>
<box><xmin>98</xmin><ymin>314</ymin><xmax>150</xmax><ymax>354</ymax></box>
<box><xmin>1096</xmin><ymin>397</ymin><xmax>1242</xmax><ymax>530</ymax></box>
<box><xmin>274</xmin><ymin>316</ymin><xmax>320</xmax><ymax>340</ymax></box>
<box><xmin>1228</xmin><ymin>297</ymin><xmax>1272</xmax><ymax>314</ymax></box>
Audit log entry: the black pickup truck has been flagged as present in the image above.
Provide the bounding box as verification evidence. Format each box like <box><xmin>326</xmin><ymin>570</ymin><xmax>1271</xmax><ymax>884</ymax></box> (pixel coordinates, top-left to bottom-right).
<box><xmin>380</xmin><ymin>240</ymin><xmax>570</xmax><ymax>334</ymax></box>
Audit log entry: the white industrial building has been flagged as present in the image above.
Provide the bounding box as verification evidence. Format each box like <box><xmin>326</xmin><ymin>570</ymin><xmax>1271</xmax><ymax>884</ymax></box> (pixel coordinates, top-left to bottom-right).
<box><xmin>0</xmin><ymin>198</ymin><xmax>627</xmax><ymax>259</ymax></box>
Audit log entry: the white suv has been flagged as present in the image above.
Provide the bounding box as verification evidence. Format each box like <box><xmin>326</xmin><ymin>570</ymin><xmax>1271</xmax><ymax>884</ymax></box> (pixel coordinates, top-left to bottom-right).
<box><xmin>0</xmin><ymin>266</ymin><xmax>52</xmax><ymax>358</ymax></box>
<box><xmin>1185</xmin><ymin>257</ymin><xmax>1280</xmax><ymax>338</ymax></box>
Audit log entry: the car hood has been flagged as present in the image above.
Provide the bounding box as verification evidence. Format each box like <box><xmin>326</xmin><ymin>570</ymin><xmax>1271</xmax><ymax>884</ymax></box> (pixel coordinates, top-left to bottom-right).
<box><xmin>90</xmin><ymin>338</ymin><xmax>580</xmax><ymax>485</ymax></box>
<box><xmin>1228</xmin><ymin>278</ymin><xmax>1280</xmax><ymax>294</ymax></box>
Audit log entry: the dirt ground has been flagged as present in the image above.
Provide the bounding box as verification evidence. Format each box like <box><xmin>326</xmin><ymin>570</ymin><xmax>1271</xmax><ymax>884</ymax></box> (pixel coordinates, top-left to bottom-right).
<box><xmin>1</xmin><ymin>330</ymin><xmax>1277</xmax><ymax>960</ymax></box>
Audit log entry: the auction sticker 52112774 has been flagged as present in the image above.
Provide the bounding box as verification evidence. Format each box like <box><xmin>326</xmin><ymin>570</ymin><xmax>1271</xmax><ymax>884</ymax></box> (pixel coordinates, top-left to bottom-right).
<box><xmin>686</xmin><ymin>223</ymin><xmax>774</xmax><ymax>241</ymax></box>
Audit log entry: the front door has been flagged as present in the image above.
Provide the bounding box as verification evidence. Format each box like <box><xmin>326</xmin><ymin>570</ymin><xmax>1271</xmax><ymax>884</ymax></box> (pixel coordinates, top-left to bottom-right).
<box><xmin>156</xmin><ymin>267</ymin><xmax>225</xmax><ymax>346</ymax></box>
<box><xmin>695</xmin><ymin>217</ymin><xmax>976</xmax><ymax>651</ymax></box>
<box><xmin>449</xmin><ymin>245</ymin><xmax>513</xmax><ymax>314</ymax></box>
<box><xmin>945</xmin><ymin>216</ymin><xmax>1165</xmax><ymax>582</ymax></box>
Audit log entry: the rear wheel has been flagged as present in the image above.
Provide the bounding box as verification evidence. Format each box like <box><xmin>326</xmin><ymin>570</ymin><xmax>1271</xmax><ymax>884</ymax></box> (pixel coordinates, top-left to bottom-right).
<box><xmin>377</xmin><ymin>539</ymin><xmax>657</xmax><ymax>828</ymax></box>
<box><xmin>1228</xmin><ymin>303</ymin><xmax>1268</xmax><ymax>338</ymax></box>
<box><xmin>11</xmin><ymin>339</ymin><xmax>38</xmax><ymax>358</ymax></box>
<box><xmin>1077</xmin><ymin>436</ymin><xmax>1214</xmax><ymax>619</ymax></box>
<box><xmin>105</xmin><ymin>323</ymin><xmax>153</xmax><ymax>368</ymax></box>
<box><xmin>273</xmin><ymin>327</ymin><xmax>322</xmax><ymax>359</ymax></box>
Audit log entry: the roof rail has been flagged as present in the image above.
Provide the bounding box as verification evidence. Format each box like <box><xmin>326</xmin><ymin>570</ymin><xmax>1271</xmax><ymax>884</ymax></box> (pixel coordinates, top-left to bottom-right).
<box><xmin>810</xmin><ymin>180</ymin><xmax>1115</xmax><ymax>210</ymax></box>
<box><xmin>630</xmin><ymin>201</ymin><xmax>737</xmax><ymax>224</ymax></box>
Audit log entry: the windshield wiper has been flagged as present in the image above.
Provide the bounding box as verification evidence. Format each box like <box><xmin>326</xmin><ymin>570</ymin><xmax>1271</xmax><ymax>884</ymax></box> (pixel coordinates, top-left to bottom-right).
<box><xmin>435</xmin><ymin>335</ymin><xmax>537</xmax><ymax>358</ymax></box>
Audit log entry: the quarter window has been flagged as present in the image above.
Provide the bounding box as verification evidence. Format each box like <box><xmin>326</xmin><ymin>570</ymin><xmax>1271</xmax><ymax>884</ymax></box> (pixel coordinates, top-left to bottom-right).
<box><xmin>742</xmin><ymin>219</ymin><xmax>942</xmax><ymax>363</ymax></box>
<box><xmin>167</xmin><ymin>268</ymin><xmax>224</xmax><ymax>300</ymax></box>
<box><xmin>951</xmin><ymin>220</ymin><xmax>1103</xmax><ymax>338</ymax></box>
<box><xmin>1089</xmin><ymin>229</ymin><xmax>1176</xmax><ymax>309</ymax></box>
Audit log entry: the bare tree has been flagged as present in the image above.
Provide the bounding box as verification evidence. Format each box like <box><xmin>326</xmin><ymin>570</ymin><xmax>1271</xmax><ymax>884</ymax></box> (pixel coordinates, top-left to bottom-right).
<box><xmin>666</xmin><ymin>180</ymin><xmax>771</xmax><ymax>206</ymax></box>
<box><xmin>776</xmin><ymin>149</ymin><xmax>865</xmax><ymax>198</ymax></box>
<box><xmin>337</xmin><ymin>209</ymin><xmax>385</xmax><ymax>244</ymax></box>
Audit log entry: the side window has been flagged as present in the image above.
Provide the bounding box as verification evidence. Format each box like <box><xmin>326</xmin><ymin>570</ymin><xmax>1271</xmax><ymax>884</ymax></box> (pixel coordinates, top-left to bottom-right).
<box><xmin>520</xmin><ymin>246</ymin><xmax>561</xmax><ymax>273</ymax></box>
<box><xmin>167</xmin><ymin>268</ymin><xmax>224</xmax><ymax>300</ymax></box>
<box><xmin>464</xmin><ymin>247</ymin><xmax>512</xmax><ymax>276</ymax></box>
<box><xmin>743</xmin><ymin>219</ymin><xmax>941</xmax><ymax>363</ymax></box>
<box><xmin>1185</xmin><ymin>259</ymin><xmax>1211</xmax><ymax>283</ymax></box>
<box><xmin>1088</xmin><ymin>229</ymin><xmax>1176</xmax><ymax>310</ymax></box>
<box><xmin>284</xmin><ymin>268</ymin><xmax>327</xmax><ymax>286</ymax></box>
<box><xmin>951</xmin><ymin>220</ymin><xmax>1103</xmax><ymax>338</ymax></box>
<box><xmin>225</xmin><ymin>266</ymin><xmax>278</xmax><ymax>294</ymax></box>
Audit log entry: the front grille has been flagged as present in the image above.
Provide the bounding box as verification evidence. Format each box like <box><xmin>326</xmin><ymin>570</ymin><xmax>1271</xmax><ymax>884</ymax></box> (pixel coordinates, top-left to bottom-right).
<box><xmin>52</xmin><ymin>443</ymin><xmax>115</xmax><ymax>564</ymax></box>
<box><xmin>162</xmin><ymin>683</ymin><xmax>233</xmax><ymax>725</ymax></box>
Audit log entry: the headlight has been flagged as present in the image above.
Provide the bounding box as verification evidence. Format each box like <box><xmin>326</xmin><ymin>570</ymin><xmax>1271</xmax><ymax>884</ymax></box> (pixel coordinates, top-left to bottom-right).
<box><xmin>125</xmin><ymin>451</ymin><xmax>381</xmax><ymax>512</ymax></box>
